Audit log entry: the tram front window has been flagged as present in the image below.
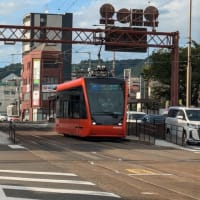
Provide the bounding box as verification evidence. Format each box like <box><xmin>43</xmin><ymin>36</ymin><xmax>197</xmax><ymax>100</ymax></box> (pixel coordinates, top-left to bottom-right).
<box><xmin>86</xmin><ymin>80</ymin><xmax>125</xmax><ymax>125</ymax></box>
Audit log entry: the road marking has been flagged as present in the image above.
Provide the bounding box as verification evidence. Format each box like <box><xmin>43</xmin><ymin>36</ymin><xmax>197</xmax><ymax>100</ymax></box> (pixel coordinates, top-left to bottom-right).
<box><xmin>0</xmin><ymin>185</ymin><xmax>120</xmax><ymax>198</ymax></box>
<box><xmin>8</xmin><ymin>145</ymin><xmax>26</xmax><ymax>149</ymax></box>
<box><xmin>0</xmin><ymin>187</ymin><xmax>39</xmax><ymax>200</ymax></box>
<box><xmin>126</xmin><ymin>169</ymin><xmax>172</xmax><ymax>176</ymax></box>
<box><xmin>0</xmin><ymin>176</ymin><xmax>95</xmax><ymax>185</ymax></box>
<box><xmin>141</xmin><ymin>192</ymin><xmax>158</xmax><ymax>195</ymax></box>
<box><xmin>0</xmin><ymin>169</ymin><xmax>77</xmax><ymax>176</ymax></box>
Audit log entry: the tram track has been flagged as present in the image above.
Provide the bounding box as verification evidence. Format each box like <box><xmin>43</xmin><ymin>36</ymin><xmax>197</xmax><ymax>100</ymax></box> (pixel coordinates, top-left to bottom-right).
<box><xmin>15</xmin><ymin>131</ymin><xmax>200</xmax><ymax>200</ymax></box>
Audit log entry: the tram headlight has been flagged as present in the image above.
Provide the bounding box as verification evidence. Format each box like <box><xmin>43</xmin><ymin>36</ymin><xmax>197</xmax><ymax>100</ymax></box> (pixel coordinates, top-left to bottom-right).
<box><xmin>92</xmin><ymin>121</ymin><xmax>96</xmax><ymax>125</ymax></box>
<box><xmin>118</xmin><ymin>122</ymin><xmax>122</xmax><ymax>126</ymax></box>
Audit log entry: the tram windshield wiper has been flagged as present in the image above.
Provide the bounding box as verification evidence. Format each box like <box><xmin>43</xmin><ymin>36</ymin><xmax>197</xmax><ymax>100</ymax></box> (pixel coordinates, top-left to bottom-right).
<box><xmin>92</xmin><ymin>112</ymin><xmax>122</xmax><ymax>116</ymax></box>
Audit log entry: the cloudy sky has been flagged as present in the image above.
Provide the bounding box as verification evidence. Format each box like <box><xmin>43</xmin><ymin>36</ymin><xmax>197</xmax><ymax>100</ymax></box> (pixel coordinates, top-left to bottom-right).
<box><xmin>0</xmin><ymin>0</ymin><xmax>199</xmax><ymax>67</ymax></box>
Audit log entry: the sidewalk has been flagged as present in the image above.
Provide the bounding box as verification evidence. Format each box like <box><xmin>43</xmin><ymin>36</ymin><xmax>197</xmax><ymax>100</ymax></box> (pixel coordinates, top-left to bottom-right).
<box><xmin>155</xmin><ymin>139</ymin><xmax>182</xmax><ymax>148</ymax></box>
<box><xmin>126</xmin><ymin>135</ymin><xmax>182</xmax><ymax>148</ymax></box>
<box><xmin>0</xmin><ymin>131</ymin><xmax>11</xmax><ymax>144</ymax></box>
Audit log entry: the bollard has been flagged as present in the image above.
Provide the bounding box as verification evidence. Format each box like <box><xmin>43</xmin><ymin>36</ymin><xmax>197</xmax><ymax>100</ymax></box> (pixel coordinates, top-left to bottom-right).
<box><xmin>9</xmin><ymin>120</ymin><xmax>16</xmax><ymax>144</ymax></box>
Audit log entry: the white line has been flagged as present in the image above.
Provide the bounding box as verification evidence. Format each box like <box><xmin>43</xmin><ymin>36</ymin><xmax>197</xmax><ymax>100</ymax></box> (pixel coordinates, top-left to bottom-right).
<box><xmin>0</xmin><ymin>169</ymin><xmax>77</xmax><ymax>176</ymax></box>
<box><xmin>0</xmin><ymin>176</ymin><xmax>95</xmax><ymax>185</ymax></box>
<box><xmin>128</xmin><ymin>173</ymin><xmax>173</xmax><ymax>176</ymax></box>
<box><xmin>0</xmin><ymin>185</ymin><xmax>120</xmax><ymax>198</ymax></box>
<box><xmin>141</xmin><ymin>192</ymin><xmax>158</xmax><ymax>195</ymax></box>
<box><xmin>8</xmin><ymin>145</ymin><xmax>26</xmax><ymax>149</ymax></box>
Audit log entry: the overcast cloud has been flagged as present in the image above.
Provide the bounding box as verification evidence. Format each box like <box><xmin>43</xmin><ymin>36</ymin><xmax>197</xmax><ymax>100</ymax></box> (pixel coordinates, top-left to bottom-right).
<box><xmin>0</xmin><ymin>0</ymin><xmax>199</xmax><ymax>67</ymax></box>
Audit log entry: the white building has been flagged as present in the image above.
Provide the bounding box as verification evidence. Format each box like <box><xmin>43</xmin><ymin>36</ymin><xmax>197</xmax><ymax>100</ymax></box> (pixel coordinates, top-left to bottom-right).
<box><xmin>0</xmin><ymin>74</ymin><xmax>20</xmax><ymax>114</ymax></box>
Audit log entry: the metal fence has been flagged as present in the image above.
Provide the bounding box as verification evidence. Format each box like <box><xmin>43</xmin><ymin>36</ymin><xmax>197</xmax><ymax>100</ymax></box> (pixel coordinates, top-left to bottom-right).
<box><xmin>127</xmin><ymin>121</ymin><xmax>186</xmax><ymax>146</ymax></box>
<box><xmin>165</xmin><ymin>124</ymin><xmax>186</xmax><ymax>146</ymax></box>
<box><xmin>127</xmin><ymin>121</ymin><xmax>165</xmax><ymax>145</ymax></box>
<box><xmin>9</xmin><ymin>121</ymin><xmax>16</xmax><ymax>144</ymax></box>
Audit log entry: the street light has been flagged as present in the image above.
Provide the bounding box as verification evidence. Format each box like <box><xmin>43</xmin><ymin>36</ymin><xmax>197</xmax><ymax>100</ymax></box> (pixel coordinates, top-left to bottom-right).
<box><xmin>186</xmin><ymin>0</ymin><xmax>192</xmax><ymax>107</ymax></box>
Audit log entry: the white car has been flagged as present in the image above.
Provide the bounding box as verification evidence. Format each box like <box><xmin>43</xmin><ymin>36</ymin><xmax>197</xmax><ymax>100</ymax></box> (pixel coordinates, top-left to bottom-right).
<box><xmin>0</xmin><ymin>113</ymin><xmax>8</xmax><ymax>121</ymax></box>
<box><xmin>165</xmin><ymin>106</ymin><xmax>200</xmax><ymax>144</ymax></box>
<box><xmin>127</xmin><ymin>111</ymin><xmax>146</xmax><ymax>123</ymax></box>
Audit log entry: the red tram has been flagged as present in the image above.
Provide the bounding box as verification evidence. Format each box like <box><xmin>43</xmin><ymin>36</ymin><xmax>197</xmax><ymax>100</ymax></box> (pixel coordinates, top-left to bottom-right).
<box><xmin>55</xmin><ymin>76</ymin><xmax>128</xmax><ymax>138</ymax></box>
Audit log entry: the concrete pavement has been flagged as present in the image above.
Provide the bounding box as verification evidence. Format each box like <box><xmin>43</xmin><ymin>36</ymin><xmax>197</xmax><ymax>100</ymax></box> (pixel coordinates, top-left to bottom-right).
<box><xmin>0</xmin><ymin>128</ymin><xmax>182</xmax><ymax>149</ymax></box>
<box><xmin>0</xmin><ymin>131</ymin><xmax>11</xmax><ymax>145</ymax></box>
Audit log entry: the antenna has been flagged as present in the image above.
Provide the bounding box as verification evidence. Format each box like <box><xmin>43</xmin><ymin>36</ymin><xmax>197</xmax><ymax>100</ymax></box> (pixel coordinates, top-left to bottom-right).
<box><xmin>45</xmin><ymin>4</ymin><xmax>49</xmax><ymax>13</ymax></box>
<box><xmin>97</xmin><ymin>35</ymin><xmax>104</xmax><ymax>66</ymax></box>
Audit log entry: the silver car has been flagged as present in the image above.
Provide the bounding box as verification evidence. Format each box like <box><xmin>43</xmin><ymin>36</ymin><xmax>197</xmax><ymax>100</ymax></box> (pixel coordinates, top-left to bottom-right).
<box><xmin>165</xmin><ymin>106</ymin><xmax>200</xmax><ymax>144</ymax></box>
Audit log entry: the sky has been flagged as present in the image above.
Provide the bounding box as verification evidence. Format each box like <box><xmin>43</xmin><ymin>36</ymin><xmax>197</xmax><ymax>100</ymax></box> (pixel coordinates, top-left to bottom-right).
<box><xmin>0</xmin><ymin>0</ymin><xmax>199</xmax><ymax>67</ymax></box>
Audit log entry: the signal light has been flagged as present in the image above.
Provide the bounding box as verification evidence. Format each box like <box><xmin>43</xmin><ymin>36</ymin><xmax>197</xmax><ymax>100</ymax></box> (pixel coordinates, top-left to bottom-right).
<box><xmin>131</xmin><ymin>9</ymin><xmax>143</xmax><ymax>26</ymax></box>
<box><xmin>99</xmin><ymin>4</ymin><xmax>159</xmax><ymax>29</ymax></box>
<box><xmin>144</xmin><ymin>6</ymin><xmax>159</xmax><ymax>27</ymax></box>
<box><xmin>100</xmin><ymin>3</ymin><xmax>115</xmax><ymax>18</ymax></box>
<box><xmin>116</xmin><ymin>8</ymin><xmax>130</xmax><ymax>24</ymax></box>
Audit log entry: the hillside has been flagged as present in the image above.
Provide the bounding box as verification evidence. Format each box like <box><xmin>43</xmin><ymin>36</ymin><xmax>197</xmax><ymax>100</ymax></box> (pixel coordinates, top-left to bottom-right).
<box><xmin>0</xmin><ymin>59</ymin><xmax>145</xmax><ymax>80</ymax></box>
<box><xmin>73</xmin><ymin>58</ymin><xmax>145</xmax><ymax>78</ymax></box>
<box><xmin>0</xmin><ymin>63</ymin><xmax>22</xmax><ymax>80</ymax></box>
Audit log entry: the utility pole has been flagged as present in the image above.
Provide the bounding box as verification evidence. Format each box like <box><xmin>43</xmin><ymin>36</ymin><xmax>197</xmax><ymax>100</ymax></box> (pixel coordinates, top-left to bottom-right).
<box><xmin>186</xmin><ymin>0</ymin><xmax>192</xmax><ymax>107</ymax></box>
<box><xmin>112</xmin><ymin>51</ymin><xmax>115</xmax><ymax>76</ymax></box>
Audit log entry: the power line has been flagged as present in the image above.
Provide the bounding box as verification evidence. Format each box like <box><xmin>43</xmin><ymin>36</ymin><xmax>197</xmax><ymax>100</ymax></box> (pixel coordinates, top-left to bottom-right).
<box><xmin>156</xmin><ymin>0</ymin><xmax>174</xmax><ymax>9</ymax></box>
<box><xmin>57</xmin><ymin>0</ymin><xmax>69</xmax><ymax>10</ymax></box>
<box><xmin>67</xmin><ymin>0</ymin><xmax>79</xmax><ymax>11</ymax></box>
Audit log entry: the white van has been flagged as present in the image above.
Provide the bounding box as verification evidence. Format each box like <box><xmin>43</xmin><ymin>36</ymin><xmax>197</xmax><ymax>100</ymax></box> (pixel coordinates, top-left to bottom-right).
<box><xmin>165</xmin><ymin>106</ymin><xmax>200</xmax><ymax>144</ymax></box>
<box><xmin>126</xmin><ymin>111</ymin><xmax>146</xmax><ymax>123</ymax></box>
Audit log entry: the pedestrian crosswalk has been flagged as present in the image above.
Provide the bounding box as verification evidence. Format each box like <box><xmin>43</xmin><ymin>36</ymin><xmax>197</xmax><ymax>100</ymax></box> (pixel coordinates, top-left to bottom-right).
<box><xmin>0</xmin><ymin>169</ymin><xmax>120</xmax><ymax>200</ymax></box>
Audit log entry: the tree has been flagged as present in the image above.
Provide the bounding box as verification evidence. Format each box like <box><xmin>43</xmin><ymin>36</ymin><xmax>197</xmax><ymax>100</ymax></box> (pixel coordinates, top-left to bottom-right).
<box><xmin>142</xmin><ymin>41</ymin><xmax>200</xmax><ymax>107</ymax></box>
<box><xmin>0</xmin><ymin>63</ymin><xmax>22</xmax><ymax>80</ymax></box>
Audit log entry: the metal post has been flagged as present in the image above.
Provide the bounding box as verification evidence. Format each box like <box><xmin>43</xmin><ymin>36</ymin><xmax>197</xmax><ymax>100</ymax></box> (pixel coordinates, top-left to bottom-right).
<box><xmin>112</xmin><ymin>51</ymin><xmax>115</xmax><ymax>76</ymax></box>
<box><xmin>186</xmin><ymin>0</ymin><xmax>192</xmax><ymax>107</ymax></box>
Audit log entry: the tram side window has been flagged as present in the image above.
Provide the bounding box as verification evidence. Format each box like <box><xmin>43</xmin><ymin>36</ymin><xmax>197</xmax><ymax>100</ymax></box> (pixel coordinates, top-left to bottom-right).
<box><xmin>66</xmin><ymin>95</ymin><xmax>86</xmax><ymax>119</ymax></box>
<box><xmin>80</xmin><ymin>98</ymin><xmax>86</xmax><ymax>119</ymax></box>
<box><xmin>63</xmin><ymin>100</ymin><xmax>69</xmax><ymax>118</ymax></box>
<box><xmin>56</xmin><ymin>96</ymin><xmax>61</xmax><ymax>118</ymax></box>
<box><xmin>56</xmin><ymin>87</ymin><xmax>87</xmax><ymax>119</ymax></box>
<box><xmin>69</xmin><ymin>95</ymin><xmax>80</xmax><ymax>118</ymax></box>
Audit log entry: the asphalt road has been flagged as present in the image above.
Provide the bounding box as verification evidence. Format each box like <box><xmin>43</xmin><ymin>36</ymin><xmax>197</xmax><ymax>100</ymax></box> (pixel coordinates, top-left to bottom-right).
<box><xmin>0</xmin><ymin>129</ymin><xmax>200</xmax><ymax>200</ymax></box>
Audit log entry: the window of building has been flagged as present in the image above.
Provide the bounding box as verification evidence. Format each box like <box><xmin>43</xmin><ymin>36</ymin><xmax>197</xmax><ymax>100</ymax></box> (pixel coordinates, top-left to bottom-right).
<box><xmin>43</xmin><ymin>60</ymin><xmax>59</xmax><ymax>68</ymax></box>
<box><xmin>24</xmin><ymin>93</ymin><xmax>30</xmax><ymax>101</ymax></box>
<box><xmin>4</xmin><ymin>91</ymin><xmax>10</xmax><ymax>95</ymax></box>
<box><xmin>42</xmin><ymin>76</ymin><xmax>58</xmax><ymax>84</ymax></box>
<box><xmin>42</xmin><ymin>92</ymin><xmax>56</xmax><ymax>100</ymax></box>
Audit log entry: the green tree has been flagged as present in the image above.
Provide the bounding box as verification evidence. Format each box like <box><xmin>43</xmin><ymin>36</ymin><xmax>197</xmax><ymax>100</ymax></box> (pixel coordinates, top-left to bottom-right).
<box><xmin>0</xmin><ymin>63</ymin><xmax>22</xmax><ymax>80</ymax></box>
<box><xmin>142</xmin><ymin>41</ymin><xmax>200</xmax><ymax>107</ymax></box>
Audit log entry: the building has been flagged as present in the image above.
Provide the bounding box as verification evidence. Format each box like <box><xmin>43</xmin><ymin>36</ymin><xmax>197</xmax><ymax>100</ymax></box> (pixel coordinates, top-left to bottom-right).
<box><xmin>22</xmin><ymin>12</ymin><xmax>73</xmax><ymax>81</ymax></box>
<box><xmin>21</xmin><ymin>12</ymin><xmax>73</xmax><ymax>121</ymax></box>
<box><xmin>0</xmin><ymin>73</ymin><xmax>20</xmax><ymax>114</ymax></box>
<box><xmin>21</xmin><ymin>44</ymin><xmax>62</xmax><ymax>121</ymax></box>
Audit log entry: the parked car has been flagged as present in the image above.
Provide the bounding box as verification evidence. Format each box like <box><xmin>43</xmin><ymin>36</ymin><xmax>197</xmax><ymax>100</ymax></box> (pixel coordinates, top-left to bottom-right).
<box><xmin>0</xmin><ymin>113</ymin><xmax>8</xmax><ymax>121</ymax></box>
<box><xmin>165</xmin><ymin>106</ymin><xmax>200</xmax><ymax>144</ymax></box>
<box><xmin>127</xmin><ymin>111</ymin><xmax>146</xmax><ymax>123</ymax></box>
<box><xmin>142</xmin><ymin>114</ymin><xmax>165</xmax><ymax>124</ymax></box>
